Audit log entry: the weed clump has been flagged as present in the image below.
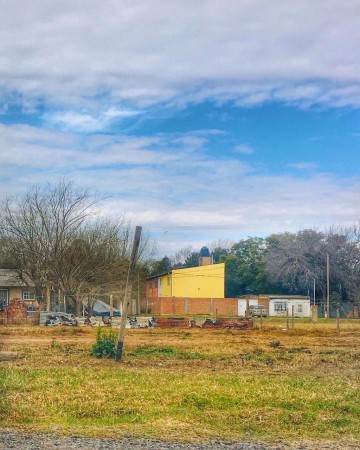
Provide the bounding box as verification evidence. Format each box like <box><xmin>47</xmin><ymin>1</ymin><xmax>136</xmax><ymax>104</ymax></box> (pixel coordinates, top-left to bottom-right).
<box><xmin>269</xmin><ymin>340</ymin><xmax>281</xmax><ymax>348</ymax></box>
<box><xmin>90</xmin><ymin>326</ymin><xmax>117</xmax><ymax>359</ymax></box>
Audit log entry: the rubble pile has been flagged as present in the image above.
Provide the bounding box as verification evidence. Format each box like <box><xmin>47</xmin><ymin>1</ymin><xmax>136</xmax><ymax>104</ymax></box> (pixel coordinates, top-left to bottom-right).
<box><xmin>156</xmin><ymin>317</ymin><xmax>190</xmax><ymax>328</ymax></box>
<box><xmin>156</xmin><ymin>317</ymin><xmax>253</xmax><ymax>329</ymax></box>
<box><xmin>201</xmin><ymin>317</ymin><xmax>253</xmax><ymax>329</ymax></box>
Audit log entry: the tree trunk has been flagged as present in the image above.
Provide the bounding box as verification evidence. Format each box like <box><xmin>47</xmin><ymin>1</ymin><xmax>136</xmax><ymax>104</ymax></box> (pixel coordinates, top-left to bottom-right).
<box><xmin>75</xmin><ymin>296</ymin><xmax>81</xmax><ymax>317</ymax></box>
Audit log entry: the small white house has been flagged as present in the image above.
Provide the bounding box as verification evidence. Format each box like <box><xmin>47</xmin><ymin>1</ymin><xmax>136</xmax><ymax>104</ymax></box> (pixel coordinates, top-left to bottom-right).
<box><xmin>237</xmin><ymin>295</ymin><xmax>311</xmax><ymax>318</ymax></box>
<box><xmin>269</xmin><ymin>296</ymin><xmax>311</xmax><ymax>317</ymax></box>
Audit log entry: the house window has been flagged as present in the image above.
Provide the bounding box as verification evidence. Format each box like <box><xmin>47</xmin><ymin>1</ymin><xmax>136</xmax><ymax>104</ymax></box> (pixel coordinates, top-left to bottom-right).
<box><xmin>167</xmin><ymin>277</ymin><xmax>171</xmax><ymax>286</ymax></box>
<box><xmin>274</xmin><ymin>301</ymin><xmax>287</xmax><ymax>312</ymax></box>
<box><xmin>0</xmin><ymin>289</ymin><xmax>9</xmax><ymax>308</ymax></box>
<box><xmin>297</xmin><ymin>304</ymin><xmax>303</xmax><ymax>313</ymax></box>
<box><xmin>148</xmin><ymin>281</ymin><xmax>152</xmax><ymax>289</ymax></box>
<box><xmin>155</xmin><ymin>279</ymin><xmax>158</xmax><ymax>288</ymax></box>
<box><xmin>23</xmin><ymin>291</ymin><xmax>35</xmax><ymax>301</ymax></box>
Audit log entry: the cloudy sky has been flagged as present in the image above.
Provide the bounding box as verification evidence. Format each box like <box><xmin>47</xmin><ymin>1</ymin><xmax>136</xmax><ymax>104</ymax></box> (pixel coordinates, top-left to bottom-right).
<box><xmin>1</xmin><ymin>1</ymin><xmax>359</xmax><ymax>255</ymax></box>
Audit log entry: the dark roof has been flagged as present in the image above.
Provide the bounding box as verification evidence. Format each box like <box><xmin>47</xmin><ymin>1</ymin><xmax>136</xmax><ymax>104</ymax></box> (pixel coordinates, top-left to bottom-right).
<box><xmin>146</xmin><ymin>271</ymin><xmax>172</xmax><ymax>280</ymax></box>
<box><xmin>0</xmin><ymin>269</ymin><xmax>34</xmax><ymax>287</ymax></box>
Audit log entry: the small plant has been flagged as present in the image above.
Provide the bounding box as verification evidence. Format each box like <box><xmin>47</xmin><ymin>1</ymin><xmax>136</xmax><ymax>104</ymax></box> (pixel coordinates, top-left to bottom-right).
<box><xmin>269</xmin><ymin>340</ymin><xmax>281</xmax><ymax>348</ymax></box>
<box><xmin>90</xmin><ymin>325</ymin><xmax>117</xmax><ymax>359</ymax></box>
<box><xmin>50</xmin><ymin>339</ymin><xmax>62</xmax><ymax>350</ymax></box>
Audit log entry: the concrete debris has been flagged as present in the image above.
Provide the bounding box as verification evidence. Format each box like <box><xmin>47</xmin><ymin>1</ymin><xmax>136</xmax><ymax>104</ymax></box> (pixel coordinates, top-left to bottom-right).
<box><xmin>156</xmin><ymin>317</ymin><xmax>190</xmax><ymax>328</ymax></box>
<box><xmin>39</xmin><ymin>312</ymin><xmax>251</xmax><ymax>329</ymax></box>
<box><xmin>157</xmin><ymin>317</ymin><xmax>253</xmax><ymax>329</ymax></box>
<box><xmin>201</xmin><ymin>318</ymin><xmax>253</xmax><ymax>329</ymax></box>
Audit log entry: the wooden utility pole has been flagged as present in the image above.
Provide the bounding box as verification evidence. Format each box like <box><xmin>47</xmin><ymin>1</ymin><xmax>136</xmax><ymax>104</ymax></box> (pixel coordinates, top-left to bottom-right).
<box><xmin>116</xmin><ymin>226</ymin><xmax>142</xmax><ymax>362</ymax></box>
<box><xmin>109</xmin><ymin>294</ymin><xmax>114</xmax><ymax>318</ymax></box>
<box><xmin>46</xmin><ymin>283</ymin><xmax>51</xmax><ymax>311</ymax></box>
<box><xmin>291</xmin><ymin>305</ymin><xmax>295</xmax><ymax>330</ymax></box>
<box><xmin>137</xmin><ymin>274</ymin><xmax>141</xmax><ymax>315</ymax></box>
<box><xmin>336</xmin><ymin>308</ymin><xmax>340</xmax><ymax>334</ymax></box>
<box><xmin>326</xmin><ymin>253</ymin><xmax>330</xmax><ymax>318</ymax></box>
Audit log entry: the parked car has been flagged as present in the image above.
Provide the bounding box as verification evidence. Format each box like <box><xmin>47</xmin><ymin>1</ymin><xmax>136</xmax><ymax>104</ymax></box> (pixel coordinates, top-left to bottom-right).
<box><xmin>249</xmin><ymin>305</ymin><xmax>268</xmax><ymax>317</ymax></box>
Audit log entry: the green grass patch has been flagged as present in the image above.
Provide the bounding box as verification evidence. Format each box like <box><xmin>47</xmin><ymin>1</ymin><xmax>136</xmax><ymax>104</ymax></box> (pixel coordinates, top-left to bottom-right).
<box><xmin>130</xmin><ymin>345</ymin><xmax>208</xmax><ymax>360</ymax></box>
<box><xmin>0</xmin><ymin>366</ymin><xmax>359</xmax><ymax>441</ymax></box>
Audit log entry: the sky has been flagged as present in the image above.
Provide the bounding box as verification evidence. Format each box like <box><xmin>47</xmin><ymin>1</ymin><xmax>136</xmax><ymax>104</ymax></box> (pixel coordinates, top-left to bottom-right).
<box><xmin>0</xmin><ymin>0</ymin><xmax>359</xmax><ymax>256</ymax></box>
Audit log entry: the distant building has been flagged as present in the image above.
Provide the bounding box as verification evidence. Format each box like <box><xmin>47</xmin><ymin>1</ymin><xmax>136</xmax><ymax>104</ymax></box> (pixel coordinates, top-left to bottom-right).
<box><xmin>0</xmin><ymin>269</ymin><xmax>36</xmax><ymax>310</ymax></box>
<box><xmin>238</xmin><ymin>294</ymin><xmax>311</xmax><ymax>317</ymax></box>
<box><xmin>146</xmin><ymin>263</ymin><xmax>225</xmax><ymax>299</ymax></box>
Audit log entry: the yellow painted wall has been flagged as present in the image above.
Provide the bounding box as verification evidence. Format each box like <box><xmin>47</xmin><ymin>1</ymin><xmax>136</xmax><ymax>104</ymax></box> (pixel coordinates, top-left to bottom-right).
<box><xmin>170</xmin><ymin>263</ymin><xmax>225</xmax><ymax>298</ymax></box>
<box><xmin>159</xmin><ymin>274</ymin><xmax>172</xmax><ymax>297</ymax></box>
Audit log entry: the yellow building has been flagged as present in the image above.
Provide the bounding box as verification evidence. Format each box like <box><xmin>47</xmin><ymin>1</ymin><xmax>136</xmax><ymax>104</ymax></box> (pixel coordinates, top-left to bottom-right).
<box><xmin>146</xmin><ymin>263</ymin><xmax>225</xmax><ymax>299</ymax></box>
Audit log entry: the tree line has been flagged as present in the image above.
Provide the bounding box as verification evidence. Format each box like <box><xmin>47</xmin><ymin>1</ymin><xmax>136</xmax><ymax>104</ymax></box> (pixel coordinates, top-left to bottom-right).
<box><xmin>150</xmin><ymin>229</ymin><xmax>360</xmax><ymax>305</ymax></box>
<box><xmin>1</xmin><ymin>180</ymin><xmax>359</xmax><ymax>312</ymax></box>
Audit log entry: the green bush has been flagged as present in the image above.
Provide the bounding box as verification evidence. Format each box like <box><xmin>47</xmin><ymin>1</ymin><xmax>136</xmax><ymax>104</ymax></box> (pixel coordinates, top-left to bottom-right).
<box><xmin>90</xmin><ymin>325</ymin><xmax>117</xmax><ymax>359</ymax></box>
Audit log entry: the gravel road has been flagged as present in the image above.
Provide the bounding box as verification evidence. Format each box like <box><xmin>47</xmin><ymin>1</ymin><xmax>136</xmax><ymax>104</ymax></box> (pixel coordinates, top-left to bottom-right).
<box><xmin>1</xmin><ymin>431</ymin><xmax>359</xmax><ymax>450</ymax></box>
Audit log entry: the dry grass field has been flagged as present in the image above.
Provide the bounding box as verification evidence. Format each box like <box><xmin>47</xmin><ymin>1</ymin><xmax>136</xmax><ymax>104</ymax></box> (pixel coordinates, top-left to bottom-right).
<box><xmin>0</xmin><ymin>318</ymin><xmax>359</xmax><ymax>444</ymax></box>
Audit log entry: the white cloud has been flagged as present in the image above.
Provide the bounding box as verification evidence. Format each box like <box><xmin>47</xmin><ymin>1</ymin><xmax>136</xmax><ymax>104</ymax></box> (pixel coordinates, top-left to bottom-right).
<box><xmin>45</xmin><ymin>107</ymin><xmax>140</xmax><ymax>132</ymax></box>
<box><xmin>0</xmin><ymin>123</ymin><xmax>359</xmax><ymax>255</ymax></box>
<box><xmin>233</xmin><ymin>144</ymin><xmax>254</xmax><ymax>155</ymax></box>
<box><xmin>0</xmin><ymin>1</ymin><xmax>360</xmax><ymax>109</ymax></box>
<box><xmin>288</xmin><ymin>162</ymin><xmax>317</xmax><ymax>171</ymax></box>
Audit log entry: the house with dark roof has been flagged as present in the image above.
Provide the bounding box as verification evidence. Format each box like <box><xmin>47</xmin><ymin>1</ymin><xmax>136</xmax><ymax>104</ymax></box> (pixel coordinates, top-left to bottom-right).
<box><xmin>0</xmin><ymin>269</ymin><xmax>35</xmax><ymax>309</ymax></box>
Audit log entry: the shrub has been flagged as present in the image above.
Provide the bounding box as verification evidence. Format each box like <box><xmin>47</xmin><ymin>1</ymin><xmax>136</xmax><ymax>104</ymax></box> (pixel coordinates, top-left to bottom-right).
<box><xmin>90</xmin><ymin>326</ymin><xmax>117</xmax><ymax>359</ymax></box>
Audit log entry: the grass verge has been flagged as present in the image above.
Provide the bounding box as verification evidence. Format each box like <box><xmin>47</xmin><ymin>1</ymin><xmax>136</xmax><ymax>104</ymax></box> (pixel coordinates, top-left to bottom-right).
<box><xmin>0</xmin><ymin>320</ymin><xmax>360</xmax><ymax>442</ymax></box>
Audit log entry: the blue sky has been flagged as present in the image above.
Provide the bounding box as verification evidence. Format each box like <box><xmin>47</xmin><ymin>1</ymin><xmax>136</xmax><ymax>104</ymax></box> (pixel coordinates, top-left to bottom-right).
<box><xmin>0</xmin><ymin>1</ymin><xmax>359</xmax><ymax>255</ymax></box>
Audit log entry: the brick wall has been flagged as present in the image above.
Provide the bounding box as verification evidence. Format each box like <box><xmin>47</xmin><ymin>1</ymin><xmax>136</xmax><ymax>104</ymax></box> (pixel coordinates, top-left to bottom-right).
<box><xmin>145</xmin><ymin>297</ymin><xmax>238</xmax><ymax>316</ymax></box>
<box><xmin>0</xmin><ymin>297</ymin><xmax>28</xmax><ymax>324</ymax></box>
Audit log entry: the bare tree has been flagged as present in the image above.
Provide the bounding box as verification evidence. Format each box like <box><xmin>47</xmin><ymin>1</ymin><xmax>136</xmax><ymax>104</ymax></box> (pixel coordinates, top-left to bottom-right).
<box><xmin>0</xmin><ymin>179</ymin><xmax>148</xmax><ymax>314</ymax></box>
<box><xmin>266</xmin><ymin>227</ymin><xmax>360</xmax><ymax>304</ymax></box>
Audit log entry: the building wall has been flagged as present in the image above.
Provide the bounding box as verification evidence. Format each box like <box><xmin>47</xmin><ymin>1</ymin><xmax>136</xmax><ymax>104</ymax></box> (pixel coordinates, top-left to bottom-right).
<box><xmin>145</xmin><ymin>296</ymin><xmax>238</xmax><ymax>316</ymax></box>
<box><xmin>237</xmin><ymin>298</ymin><xmax>259</xmax><ymax>316</ymax></box>
<box><xmin>160</xmin><ymin>274</ymin><xmax>172</xmax><ymax>298</ymax></box>
<box><xmin>171</xmin><ymin>263</ymin><xmax>225</xmax><ymax>298</ymax></box>
<box><xmin>269</xmin><ymin>298</ymin><xmax>311</xmax><ymax>317</ymax></box>
<box><xmin>0</xmin><ymin>286</ymin><xmax>34</xmax><ymax>307</ymax></box>
<box><xmin>145</xmin><ymin>279</ymin><xmax>159</xmax><ymax>299</ymax></box>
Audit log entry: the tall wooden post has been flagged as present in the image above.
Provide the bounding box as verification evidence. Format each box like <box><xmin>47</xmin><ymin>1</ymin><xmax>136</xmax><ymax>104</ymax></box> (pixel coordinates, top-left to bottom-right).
<box><xmin>291</xmin><ymin>305</ymin><xmax>295</xmax><ymax>330</ymax></box>
<box><xmin>109</xmin><ymin>294</ymin><xmax>114</xmax><ymax>318</ymax></box>
<box><xmin>326</xmin><ymin>253</ymin><xmax>330</xmax><ymax>318</ymax></box>
<box><xmin>245</xmin><ymin>298</ymin><xmax>250</xmax><ymax>318</ymax></box>
<box><xmin>336</xmin><ymin>308</ymin><xmax>340</xmax><ymax>334</ymax></box>
<box><xmin>137</xmin><ymin>274</ymin><xmax>141</xmax><ymax>315</ymax></box>
<box><xmin>116</xmin><ymin>226</ymin><xmax>142</xmax><ymax>362</ymax></box>
<box><xmin>286</xmin><ymin>308</ymin><xmax>289</xmax><ymax>332</ymax></box>
<box><xmin>46</xmin><ymin>283</ymin><xmax>51</xmax><ymax>312</ymax></box>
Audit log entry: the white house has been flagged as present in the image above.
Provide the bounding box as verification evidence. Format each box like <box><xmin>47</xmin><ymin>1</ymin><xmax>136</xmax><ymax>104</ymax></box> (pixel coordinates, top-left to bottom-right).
<box><xmin>238</xmin><ymin>294</ymin><xmax>311</xmax><ymax>318</ymax></box>
<box><xmin>268</xmin><ymin>296</ymin><xmax>311</xmax><ymax>317</ymax></box>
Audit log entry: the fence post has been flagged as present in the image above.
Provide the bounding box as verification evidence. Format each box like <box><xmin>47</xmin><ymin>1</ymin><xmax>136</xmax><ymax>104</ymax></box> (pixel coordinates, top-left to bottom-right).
<box><xmin>291</xmin><ymin>305</ymin><xmax>295</xmax><ymax>330</ymax></box>
<box><xmin>311</xmin><ymin>305</ymin><xmax>318</xmax><ymax>323</ymax></box>
<box><xmin>336</xmin><ymin>308</ymin><xmax>340</xmax><ymax>334</ymax></box>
